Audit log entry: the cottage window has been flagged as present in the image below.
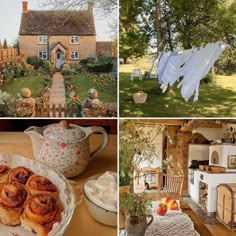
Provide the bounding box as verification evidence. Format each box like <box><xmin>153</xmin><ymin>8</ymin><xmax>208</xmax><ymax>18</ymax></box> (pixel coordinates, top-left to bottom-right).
<box><xmin>38</xmin><ymin>36</ymin><xmax>47</xmax><ymax>44</ymax></box>
<box><xmin>70</xmin><ymin>36</ymin><xmax>79</xmax><ymax>44</ymax></box>
<box><xmin>70</xmin><ymin>51</ymin><xmax>79</xmax><ymax>60</ymax></box>
<box><xmin>39</xmin><ymin>51</ymin><xmax>47</xmax><ymax>60</ymax></box>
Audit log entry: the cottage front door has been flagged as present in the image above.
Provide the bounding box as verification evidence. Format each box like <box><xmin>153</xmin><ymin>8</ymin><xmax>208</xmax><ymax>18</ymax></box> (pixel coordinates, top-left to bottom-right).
<box><xmin>55</xmin><ymin>51</ymin><xmax>64</xmax><ymax>70</ymax></box>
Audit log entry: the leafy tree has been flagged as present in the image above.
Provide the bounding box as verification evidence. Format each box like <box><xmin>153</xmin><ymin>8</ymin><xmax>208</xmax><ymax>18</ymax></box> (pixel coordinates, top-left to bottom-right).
<box><xmin>40</xmin><ymin>0</ymin><xmax>117</xmax><ymax>16</ymax></box>
<box><xmin>12</xmin><ymin>37</ymin><xmax>19</xmax><ymax>54</ymax></box>
<box><xmin>3</xmin><ymin>39</ymin><xmax>8</xmax><ymax>49</ymax></box>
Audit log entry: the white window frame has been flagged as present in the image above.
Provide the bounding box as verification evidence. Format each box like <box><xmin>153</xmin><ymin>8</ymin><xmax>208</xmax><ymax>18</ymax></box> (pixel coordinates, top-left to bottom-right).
<box><xmin>38</xmin><ymin>35</ymin><xmax>47</xmax><ymax>44</ymax></box>
<box><xmin>39</xmin><ymin>51</ymin><xmax>48</xmax><ymax>60</ymax></box>
<box><xmin>70</xmin><ymin>51</ymin><xmax>79</xmax><ymax>60</ymax></box>
<box><xmin>70</xmin><ymin>36</ymin><xmax>79</xmax><ymax>44</ymax></box>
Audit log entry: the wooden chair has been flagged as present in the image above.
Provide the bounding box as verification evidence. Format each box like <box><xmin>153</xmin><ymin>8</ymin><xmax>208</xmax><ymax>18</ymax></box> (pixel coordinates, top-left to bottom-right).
<box><xmin>130</xmin><ymin>68</ymin><xmax>142</xmax><ymax>81</ymax></box>
<box><xmin>159</xmin><ymin>173</ymin><xmax>184</xmax><ymax>196</ymax></box>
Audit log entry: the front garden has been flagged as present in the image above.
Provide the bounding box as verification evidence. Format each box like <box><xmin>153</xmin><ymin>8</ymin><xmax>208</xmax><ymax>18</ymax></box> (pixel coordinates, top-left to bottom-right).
<box><xmin>0</xmin><ymin>56</ymin><xmax>117</xmax><ymax>117</ymax></box>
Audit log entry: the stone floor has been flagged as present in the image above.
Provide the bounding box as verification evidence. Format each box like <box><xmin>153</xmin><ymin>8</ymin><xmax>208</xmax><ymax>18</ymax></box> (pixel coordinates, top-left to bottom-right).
<box><xmin>184</xmin><ymin>196</ymin><xmax>236</xmax><ymax>235</ymax></box>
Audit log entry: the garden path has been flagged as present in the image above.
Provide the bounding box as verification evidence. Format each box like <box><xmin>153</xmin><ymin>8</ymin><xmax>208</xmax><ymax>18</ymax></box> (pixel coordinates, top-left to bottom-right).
<box><xmin>49</xmin><ymin>72</ymin><xmax>66</xmax><ymax>116</ymax></box>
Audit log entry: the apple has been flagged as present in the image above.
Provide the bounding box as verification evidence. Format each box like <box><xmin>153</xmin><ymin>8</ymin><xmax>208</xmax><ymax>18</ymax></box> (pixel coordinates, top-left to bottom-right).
<box><xmin>161</xmin><ymin>196</ymin><xmax>171</xmax><ymax>205</ymax></box>
<box><xmin>156</xmin><ymin>203</ymin><xmax>167</xmax><ymax>216</ymax></box>
<box><xmin>167</xmin><ymin>199</ymin><xmax>178</xmax><ymax>210</ymax></box>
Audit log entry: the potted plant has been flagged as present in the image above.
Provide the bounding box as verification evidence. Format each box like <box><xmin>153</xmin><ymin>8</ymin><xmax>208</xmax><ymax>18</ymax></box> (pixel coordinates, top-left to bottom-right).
<box><xmin>120</xmin><ymin>192</ymin><xmax>153</xmax><ymax>236</ymax></box>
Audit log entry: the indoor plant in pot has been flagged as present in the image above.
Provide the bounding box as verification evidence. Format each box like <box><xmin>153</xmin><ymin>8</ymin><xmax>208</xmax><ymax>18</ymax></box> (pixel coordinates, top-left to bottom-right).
<box><xmin>120</xmin><ymin>192</ymin><xmax>153</xmax><ymax>236</ymax></box>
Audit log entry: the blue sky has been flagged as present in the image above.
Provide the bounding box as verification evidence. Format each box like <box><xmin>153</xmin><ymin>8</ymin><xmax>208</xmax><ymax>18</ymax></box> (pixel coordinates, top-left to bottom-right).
<box><xmin>0</xmin><ymin>0</ymin><xmax>116</xmax><ymax>46</ymax></box>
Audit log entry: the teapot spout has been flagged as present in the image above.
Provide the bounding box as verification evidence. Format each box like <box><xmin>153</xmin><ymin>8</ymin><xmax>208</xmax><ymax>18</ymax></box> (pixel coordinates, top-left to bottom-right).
<box><xmin>24</xmin><ymin>126</ymin><xmax>44</xmax><ymax>159</ymax></box>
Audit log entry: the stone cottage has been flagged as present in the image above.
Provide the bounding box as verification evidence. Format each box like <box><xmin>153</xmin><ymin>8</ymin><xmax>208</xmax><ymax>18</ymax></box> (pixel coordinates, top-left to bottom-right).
<box><xmin>19</xmin><ymin>1</ymin><xmax>96</xmax><ymax>69</ymax></box>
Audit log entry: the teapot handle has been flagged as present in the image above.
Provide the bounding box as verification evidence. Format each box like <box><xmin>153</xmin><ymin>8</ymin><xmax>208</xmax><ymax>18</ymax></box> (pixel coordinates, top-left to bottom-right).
<box><xmin>85</xmin><ymin>126</ymin><xmax>109</xmax><ymax>160</ymax></box>
<box><xmin>147</xmin><ymin>214</ymin><xmax>154</xmax><ymax>226</ymax></box>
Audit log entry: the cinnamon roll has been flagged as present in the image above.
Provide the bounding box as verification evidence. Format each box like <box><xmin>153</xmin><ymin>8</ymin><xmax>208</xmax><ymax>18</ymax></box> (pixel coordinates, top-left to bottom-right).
<box><xmin>26</xmin><ymin>175</ymin><xmax>58</xmax><ymax>197</ymax></box>
<box><xmin>0</xmin><ymin>165</ymin><xmax>10</xmax><ymax>183</ymax></box>
<box><xmin>21</xmin><ymin>193</ymin><xmax>63</xmax><ymax>236</ymax></box>
<box><xmin>0</xmin><ymin>182</ymin><xmax>28</xmax><ymax>225</ymax></box>
<box><xmin>8</xmin><ymin>166</ymin><xmax>33</xmax><ymax>185</ymax></box>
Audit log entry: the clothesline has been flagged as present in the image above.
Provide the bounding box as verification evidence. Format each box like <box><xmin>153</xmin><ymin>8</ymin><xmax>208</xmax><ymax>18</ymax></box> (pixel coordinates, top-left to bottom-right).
<box><xmin>155</xmin><ymin>41</ymin><xmax>229</xmax><ymax>102</ymax></box>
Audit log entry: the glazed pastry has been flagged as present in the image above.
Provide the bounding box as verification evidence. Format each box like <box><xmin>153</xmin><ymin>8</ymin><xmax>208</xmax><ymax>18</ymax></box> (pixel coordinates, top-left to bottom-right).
<box><xmin>0</xmin><ymin>165</ymin><xmax>10</xmax><ymax>183</ymax></box>
<box><xmin>8</xmin><ymin>166</ymin><xmax>33</xmax><ymax>185</ymax></box>
<box><xmin>0</xmin><ymin>182</ymin><xmax>28</xmax><ymax>225</ymax></box>
<box><xmin>21</xmin><ymin>193</ymin><xmax>63</xmax><ymax>236</ymax></box>
<box><xmin>26</xmin><ymin>175</ymin><xmax>58</xmax><ymax>197</ymax></box>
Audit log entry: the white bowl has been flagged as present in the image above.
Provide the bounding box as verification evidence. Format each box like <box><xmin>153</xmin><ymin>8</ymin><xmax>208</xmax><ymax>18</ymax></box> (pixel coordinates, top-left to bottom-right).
<box><xmin>82</xmin><ymin>174</ymin><xmax>117</xmax><ymax>227</ymax></box>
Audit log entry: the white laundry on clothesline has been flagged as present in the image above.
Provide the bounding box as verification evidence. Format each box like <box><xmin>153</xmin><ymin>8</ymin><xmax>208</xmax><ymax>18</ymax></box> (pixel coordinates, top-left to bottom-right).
<box><xmin>157</xmin><ymin>41</ymin><xmax>229</xmax><ymax>102</ymax></box>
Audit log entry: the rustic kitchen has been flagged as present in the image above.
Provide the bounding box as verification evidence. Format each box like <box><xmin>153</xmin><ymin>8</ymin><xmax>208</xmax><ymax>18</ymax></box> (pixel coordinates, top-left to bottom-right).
<box><xmin>119</xmin><ymin>119</ymin><xmax>236</xmax><ymax>236</ymax></box>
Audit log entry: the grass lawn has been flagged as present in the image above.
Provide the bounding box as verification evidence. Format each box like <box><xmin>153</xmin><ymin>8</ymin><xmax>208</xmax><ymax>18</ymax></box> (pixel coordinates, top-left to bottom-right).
<box><xmin>0</xmin><ymin>76</ymin><xmax>45</xmax><ymax>98</ymax></box>
<box><xmin>119</xmin><ymin>72</ymin><xmax>236</xmax><ymax>117</ymax></box>
<box><xmin>69</xmin><ymin>73</ymin><xmax>117</xmax><ymax>103</ymax></box>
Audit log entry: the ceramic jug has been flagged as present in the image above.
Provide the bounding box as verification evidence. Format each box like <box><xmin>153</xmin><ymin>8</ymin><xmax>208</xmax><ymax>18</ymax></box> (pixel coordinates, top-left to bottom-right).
<box><xmin>24</xmin><ymin>120</ymin><xmax>108</xmax><ymax>178</ymax></box>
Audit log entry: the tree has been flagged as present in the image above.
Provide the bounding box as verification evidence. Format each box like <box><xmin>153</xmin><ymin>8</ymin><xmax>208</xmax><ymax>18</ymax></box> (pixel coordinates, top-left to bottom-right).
<box><xmin>12</xmin><ymin>37</ymin><xmax>20</xmax><ymax>54</ymax></box>
<box><xmin>40</xmin><ymin>0</ymin><xmax>117</xmax><ymax>17</ymax></box>
<box><xmin>3</xmin><ymin>39</ymin><xmax>8</xmax><ymax>49</ymax></box>
<box><xmin>0</xmin><ymin>40</ymin><xmax>2</xmax><ymax>49</ymax></box>
<box><xmin>119</xmin><ymin>0</ymin><xmax>150</xmax><ymax>63</ymax></box>
<box><xmin>120</xmin><ymin>0</ymin><xmax>236</xmax><ymax>62</ymax></box>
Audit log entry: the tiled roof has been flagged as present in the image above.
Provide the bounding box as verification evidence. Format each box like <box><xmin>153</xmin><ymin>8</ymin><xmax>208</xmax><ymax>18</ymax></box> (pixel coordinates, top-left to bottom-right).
<box><xmin>19</xmin><ymin>10</ymin><xmax>96</xmax><ymax>36</ymax></box>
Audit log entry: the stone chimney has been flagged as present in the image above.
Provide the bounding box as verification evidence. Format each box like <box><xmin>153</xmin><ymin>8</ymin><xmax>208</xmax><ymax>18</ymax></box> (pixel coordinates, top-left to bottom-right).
<box><xmin>88</xmin><ymin>1</ymin><xmax>94</xmax><ymax>13</ymax></box>
<box><xmin>22</xmin><ymin>1</ymin><xmax>28</xmax><ymax>12</ymax></box>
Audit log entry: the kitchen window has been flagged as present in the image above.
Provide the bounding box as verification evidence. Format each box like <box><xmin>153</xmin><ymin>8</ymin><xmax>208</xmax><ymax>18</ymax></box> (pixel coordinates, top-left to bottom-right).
<box><xmin>39</xmin><ymin>51</ymin><xmax>47</xmax><ymax>60</ymax></box>
<box><xmin>38</xmin><ymin>35</ymin><xmax>47</xmax><ymax>44</ymax></box>
<box><xmin>70</xmin><ymin>51</ymin><xmax>79</xmax><ymax>60</ymax></box>
<box><xmin>70</xmin><ymin>36</ymin><xmax>79</xmax><ymax>44</ymax></box>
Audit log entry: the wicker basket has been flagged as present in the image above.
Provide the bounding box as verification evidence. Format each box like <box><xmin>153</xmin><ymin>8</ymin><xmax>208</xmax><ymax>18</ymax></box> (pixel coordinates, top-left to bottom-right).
<box><xmin>133</xmin><ymin>91</ymin><xmax>147</xmax><ymax>104</ymax></box>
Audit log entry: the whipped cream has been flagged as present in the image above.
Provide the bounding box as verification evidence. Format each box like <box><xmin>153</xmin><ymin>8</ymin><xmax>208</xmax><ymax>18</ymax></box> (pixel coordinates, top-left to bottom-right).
<box><xmin>84</xmin><ymin>171</ymin><xmax>117</xmax><ymax>212</ymax></box>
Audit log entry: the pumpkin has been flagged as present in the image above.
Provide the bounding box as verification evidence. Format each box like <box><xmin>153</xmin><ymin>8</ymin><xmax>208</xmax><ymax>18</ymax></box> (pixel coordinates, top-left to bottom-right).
<box><xmin>21</xmin><ymin>88</ymin><xmax>31</xmax><ymax>98</ymax></box>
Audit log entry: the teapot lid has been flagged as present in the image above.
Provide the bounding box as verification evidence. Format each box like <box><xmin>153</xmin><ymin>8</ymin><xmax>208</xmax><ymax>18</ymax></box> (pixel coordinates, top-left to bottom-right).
<box><xmin>43</xmin><ymin>120</ymin><xmax>85</xmax><ymax>142</ymax></box>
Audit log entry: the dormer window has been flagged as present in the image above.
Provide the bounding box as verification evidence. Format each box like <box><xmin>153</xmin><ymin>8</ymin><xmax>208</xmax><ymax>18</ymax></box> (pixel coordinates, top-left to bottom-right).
<box><xmin>38</xmin><ymin>36</ymin><xmax>47</xmax><ymax>44</ymax></box>
<box><xmin>70</xmin><ymin>36</ymin><xmax>79</xmax><ymax>44</ymax></box>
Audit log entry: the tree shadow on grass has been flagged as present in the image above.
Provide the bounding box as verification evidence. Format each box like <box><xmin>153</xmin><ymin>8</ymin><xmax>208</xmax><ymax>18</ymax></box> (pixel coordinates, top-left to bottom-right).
<box><xmin>119</xmin><ymin>73</ymin><xmax>236</xmax><ymax>117</ymax></box>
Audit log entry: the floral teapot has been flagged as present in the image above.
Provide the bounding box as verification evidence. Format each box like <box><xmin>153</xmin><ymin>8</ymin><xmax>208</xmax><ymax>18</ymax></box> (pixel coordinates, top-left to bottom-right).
<box><xmin>24</xmin><ymin>120</ymin><xmax>108</xmax><ymax>178</ymax></box>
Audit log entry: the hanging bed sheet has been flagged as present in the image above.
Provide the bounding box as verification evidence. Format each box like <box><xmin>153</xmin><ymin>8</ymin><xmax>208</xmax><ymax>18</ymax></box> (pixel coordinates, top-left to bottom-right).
<box><xmin>157</xmin><ymin>41</ymin><xmax>229</xmax><ymax>101</ymax></box>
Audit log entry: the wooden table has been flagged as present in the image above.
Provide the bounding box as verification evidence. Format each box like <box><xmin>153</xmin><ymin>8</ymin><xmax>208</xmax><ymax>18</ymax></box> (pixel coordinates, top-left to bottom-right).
<box><xmin>148</xmin><ymin>192</ymin><xmax>213</xmax><ymax>236</ymax></box>
<box><xmin>0</xmin><ymin>132</ymin><xmax>117</xmax><ymax>236</ymax></box>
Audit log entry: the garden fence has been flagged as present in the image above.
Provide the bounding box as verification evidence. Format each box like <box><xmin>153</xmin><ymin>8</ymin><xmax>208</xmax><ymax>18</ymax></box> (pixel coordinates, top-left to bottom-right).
<box><xmin>0</xmin><ymin>48</ymin><xmax>18</xmax><ymax>62</ymax></box>
<box><xmin>35</xmin><ymin>103</ymin><xmax>81</xmax><ymax>117</ymax></box>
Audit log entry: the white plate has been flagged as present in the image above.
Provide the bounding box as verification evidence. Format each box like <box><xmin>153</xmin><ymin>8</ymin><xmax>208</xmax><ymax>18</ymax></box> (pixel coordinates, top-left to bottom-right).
<box><xmin>0</xmin><ymin>153</ymin><xmax>75</xmax><ymax>236</ymax></box>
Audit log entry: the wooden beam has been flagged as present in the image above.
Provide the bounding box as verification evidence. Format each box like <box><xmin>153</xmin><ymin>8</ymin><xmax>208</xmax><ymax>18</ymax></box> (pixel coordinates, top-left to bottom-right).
<box><xmin>134</xmin><ymin>119</ymin><xmax>183</xmax><ymax>126</ymax></box>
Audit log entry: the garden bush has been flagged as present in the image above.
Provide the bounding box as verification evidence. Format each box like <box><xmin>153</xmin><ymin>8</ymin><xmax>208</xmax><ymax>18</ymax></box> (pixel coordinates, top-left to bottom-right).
<box><xmin>61</xmin><ymin>69</ymin><xmax>72</xmax><ymax>76</ymax></box>
<box><xmin>79</xmin><ymin>57</ymin><xmax>95</xmax><ymax>67</ymax></box>
<box><xmin>87</xmin><ymin>62</ymin><xmax>113</xmax><ymax>73</ymax></box>
<box><xmin>26</xmin><ymin>56</ymin><xmax>44</xmax><ymax>69</ymax></box>
<box><xmin>43</xmin><ymin>60</ymin><xmax>52</xmax><ymax>74</ymax></box>
<box><xmin>0</xmin><ymin>60</ymin><xmax>24</xmax><ymax>80</ymax></box>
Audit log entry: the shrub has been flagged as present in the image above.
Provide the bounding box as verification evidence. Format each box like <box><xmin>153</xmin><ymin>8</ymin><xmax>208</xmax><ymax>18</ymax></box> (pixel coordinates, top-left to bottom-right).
<box><xmin>87</xmin><ymin>62</ymin><xmax>113</xmax><ymax>73</ymax></box>
<box><xmin>0</xmin><ymin>60</ymin><xmax>24</xmax><ymax>79</ymax></box>
<box><xmin>201</xmin><ymin>73</ymin><xmax>215</xmax><ymax>84</ymax></box>
<box><xmin>79</xmin><ymin>57</ymin><xmax>95</xmax><ymax>67</ymax></box>
<box><xmin>61</xmin><ymin>69</ymin><xmax>72</xmax><ymax>76</ymax></box>
<box><xmin>43</xmin><ymin>60</ymin><xmax>52</xmax><ymax>73</ymax></box>
<box><xmin>62</xmin><ymin>63</ymin><xmax>71</xmax><ymax>70</ymax></box>
<box><xmin>26</xmin><ymin>56</ymin><xmax>44</xmax><ymax>69</ymax></box>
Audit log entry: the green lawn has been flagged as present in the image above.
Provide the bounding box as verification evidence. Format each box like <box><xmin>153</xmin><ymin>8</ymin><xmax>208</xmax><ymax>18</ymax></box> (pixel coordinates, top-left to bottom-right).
<box><xmin>69</xmin><ymin>73</ymin><xmax>117</xmax><ymax>103</ymax></box>
<box><xmin>119</xmin><ymin>73</ymin><xmax>236</xmax><ymax>117</ymax></box>
<box><xmin>0</xmin><ymin>76</ymin><xmax>44</xmax><ymax>98</ymax></box>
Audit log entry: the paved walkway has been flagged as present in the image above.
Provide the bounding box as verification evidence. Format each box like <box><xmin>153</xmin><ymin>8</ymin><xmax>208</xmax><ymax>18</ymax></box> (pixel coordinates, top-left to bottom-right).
<box><xmin>49</xmin><ymin>72</ymin><xmax>66</xmax><ymax>116</ymax></box>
